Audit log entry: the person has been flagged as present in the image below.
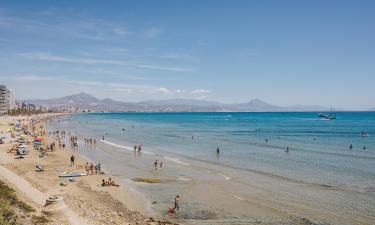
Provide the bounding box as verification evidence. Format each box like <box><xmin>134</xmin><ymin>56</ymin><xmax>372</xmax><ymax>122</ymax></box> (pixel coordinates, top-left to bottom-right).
<box><xmin>265</xmin><ymin>138</ymin><xmax>268</xmax><ymax>142</ymax></box>
<box><xmin>286</xmin><ymin>146</ymin><xmax>289</xmax><ymax>152</ymax></box>
<box><xmin>174</xmin><ymin>195</ymin><xmax>180</xmax><ymax>211</ymax></box>
<box><xmin>108</xmin><ymin>177</ymin><xmax>119</xmax><ymax>187</ymax></box>
<box><xmin>363</xmin><ymin>146</ymin><xmax>366</xmax><ymax>150</ymax></box>
<box><xmin>85</xmin><ymin>163</ymin><xmax>89</xmax><ymax>175</ymax></box>
<box><xmin>154</xmin><ymin>160</ymin><xmax>158</xmax><ymax>170</ymax></box>
<box><xmin>70</xmin><ymin>155</ymin><xmax>75</xmax><ymax>166</ymax></box>
<box><xmin>101</xmin><ymin>179</ymin><xmax>108</xmax><ymax>186</ymax></box>
<box><xmin>98</xmin><ymin>163</ymin><xmax>101</xmax><ymax>174</ymax></box>
<box><xmin>134</xmin><ymin>145</ymin><xmax>137</xmax><ymax>151</ymax></box>
<box><xmin>216</xmin><ymin>147</ymin><xmax>220</xmax><ymax>154</ymax></box>
<box><xmin>349</xmin><ymin>144</ymin><xmax>353</xmax><ymax>149</ymax></box>
<box><xmin>160</xmin><ymin>161</ymin><xmax>163</xmax><ymax>168</ymax></box>
<box><xmin>102</xmin><ymin>136</ymin><xmax>105</xmax><ymax>140</ymax></box>
<box><xmin>89</xmin><ymin>163</ymin><xmax>94</xmax><ymax>175</ymax></box>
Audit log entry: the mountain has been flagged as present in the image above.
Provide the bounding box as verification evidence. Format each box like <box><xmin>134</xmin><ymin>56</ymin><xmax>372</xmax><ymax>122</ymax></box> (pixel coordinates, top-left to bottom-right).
<box><xmin>23</xmin><ymin>93</ymin><xmax>330</xmax><ymax>112</ymax></box>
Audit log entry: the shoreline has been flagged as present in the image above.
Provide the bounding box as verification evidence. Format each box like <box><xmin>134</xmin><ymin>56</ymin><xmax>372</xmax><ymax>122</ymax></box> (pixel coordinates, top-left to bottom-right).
<box><xmin>0</xmin><ymin>113</ymin><xmax>173</xmax><ymax>225</ymax></box>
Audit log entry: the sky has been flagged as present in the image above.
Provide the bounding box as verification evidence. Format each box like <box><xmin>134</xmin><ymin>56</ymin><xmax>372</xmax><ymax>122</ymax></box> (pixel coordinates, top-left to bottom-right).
<box><xmin>0</xmin><ymin>0</ymin><xmax>374</xmax><ymax>110</ymax></box>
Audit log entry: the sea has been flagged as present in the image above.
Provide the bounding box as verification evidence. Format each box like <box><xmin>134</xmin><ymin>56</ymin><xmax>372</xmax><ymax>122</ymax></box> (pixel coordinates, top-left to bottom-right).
<box><xmin>48</xmin><ymin>112</ymin><xmax>375</xmax><ymax>225</ymax></box>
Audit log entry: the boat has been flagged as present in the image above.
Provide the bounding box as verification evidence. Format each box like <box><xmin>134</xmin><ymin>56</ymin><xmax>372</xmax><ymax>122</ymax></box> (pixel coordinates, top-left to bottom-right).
<box><xmin>318</xmin><ymin>107</ymin><xmax>336</xmax><ymax>120</ymax></box>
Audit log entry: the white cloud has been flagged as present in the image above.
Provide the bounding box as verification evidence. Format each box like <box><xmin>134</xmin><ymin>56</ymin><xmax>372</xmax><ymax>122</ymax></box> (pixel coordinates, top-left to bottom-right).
<box><xmin>19</xmin><ymin>52</ymin><xmax>194</xmax><ymax>72</ymax></box>
<box><xmin>140</xmin><ymin>27</ymin><xmax>161</xmax><ymax>39</ymax></box>
<box><xmin>67</xmin><ymin>80</ymin><xmax>103</xmax><ymax>86</ymax></box>
<box><xmin>195</xmin><ymin>95</ymin><xmax>207</xmax><ymax>100</ymax></box>
<box><xmin>15</xmin><ymin>75</ymin><xmax>55</xmax><ymax>81</ymax></box>
<box><xmin>191</xmin><ymin>89</ymin><xmax>212</xmax><ymax>94</ymax></box>
<box><xmin>160</xmin><ymin>53</ymin><xmax>196</xmax><ymax>60</ymax></box>
<box><xmin>157</xmin><ymin>87</ymin><xmax>172</xmax><ymax>94</ymax></box>
<box><xmin>113</xmin><ymin>28</ymin><xmax>129</xmax><ymax>36</ymax></box>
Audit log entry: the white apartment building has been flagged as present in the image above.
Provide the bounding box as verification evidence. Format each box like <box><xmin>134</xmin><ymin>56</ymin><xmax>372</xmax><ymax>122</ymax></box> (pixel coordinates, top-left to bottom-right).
<box><xmin>0</xmin><ymin>85</ymin><xmax>15</xmax><ymax>114</ymax></box>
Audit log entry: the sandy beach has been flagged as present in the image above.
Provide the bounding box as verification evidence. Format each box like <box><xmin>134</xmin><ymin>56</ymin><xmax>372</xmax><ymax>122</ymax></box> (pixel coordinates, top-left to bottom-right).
<box><xmin>0</xmin><ymin>114</ymin><xmax>170</xmax><ymax>225</ymax></box>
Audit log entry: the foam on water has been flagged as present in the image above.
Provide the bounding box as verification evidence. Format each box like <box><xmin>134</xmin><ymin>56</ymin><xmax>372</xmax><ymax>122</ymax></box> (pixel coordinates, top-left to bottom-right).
<box><xmin>163</xmin><ymin>156</ymin><xmax>190</xmax><ymax>166</ymax></box>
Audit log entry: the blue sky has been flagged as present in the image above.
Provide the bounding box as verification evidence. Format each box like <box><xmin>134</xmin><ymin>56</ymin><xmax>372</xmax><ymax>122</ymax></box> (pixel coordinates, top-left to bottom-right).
<box><xmin>0</xmin><ymin>1</ymin><xmax>374</xmax><ymax>109</ymax></box>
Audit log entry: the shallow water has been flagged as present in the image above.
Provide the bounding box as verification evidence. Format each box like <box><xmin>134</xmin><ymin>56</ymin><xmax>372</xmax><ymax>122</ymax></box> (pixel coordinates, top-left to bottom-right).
<box><xmin>49</xmin><ymin>112</ymin><xmax>375</xmax><ymax>224</ymax></box>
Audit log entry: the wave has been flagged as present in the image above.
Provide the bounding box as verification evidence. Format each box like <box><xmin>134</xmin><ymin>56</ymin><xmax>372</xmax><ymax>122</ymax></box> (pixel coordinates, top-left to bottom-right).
<box><xmin>217</xmin><ymin>173</ymin><xmax>231</xmax><ymax>180</ymax></box>
<box><xmin>163</xmin><ymin>156</ymin><xmax>190</xmax><ymax>166</ymax></box>
<box><xmin>100</xmin><ymin>140</ymin><xmax>154</xmax><ymax>155</ymax></box>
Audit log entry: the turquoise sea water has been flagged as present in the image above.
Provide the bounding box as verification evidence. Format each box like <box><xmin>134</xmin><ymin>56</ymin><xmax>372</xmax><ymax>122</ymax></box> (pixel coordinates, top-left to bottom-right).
<box><xmin>49</xmin><ymin>112</ymin><xmax>375</xmax><ymax>224</ymax></box>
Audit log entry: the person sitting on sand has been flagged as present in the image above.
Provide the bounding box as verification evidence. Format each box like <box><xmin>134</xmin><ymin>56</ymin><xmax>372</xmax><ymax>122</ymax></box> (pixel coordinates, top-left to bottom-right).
<box><xmin>101</xmin><ymin>179</ymin><xmax>108</xmax><ymax>186</ymax></box>
<box><xmin>108</xmin><ymin>177</ymin><xmax>119</xmax><ymax>187</ymax></box>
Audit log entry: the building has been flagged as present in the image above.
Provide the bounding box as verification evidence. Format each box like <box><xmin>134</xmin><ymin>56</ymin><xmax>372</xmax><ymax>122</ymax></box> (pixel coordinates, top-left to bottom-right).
<box><xmin>0</xmin><ymin>85</ymin><xmax>15</xmax><ymax>115</ymax></box>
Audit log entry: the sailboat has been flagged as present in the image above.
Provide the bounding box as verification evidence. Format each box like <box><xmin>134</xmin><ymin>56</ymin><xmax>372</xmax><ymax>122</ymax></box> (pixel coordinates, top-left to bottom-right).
<box><xmin>318</xmin><ymin>107</ymin><xmax>336</xmax><ymax>120</ymax></box>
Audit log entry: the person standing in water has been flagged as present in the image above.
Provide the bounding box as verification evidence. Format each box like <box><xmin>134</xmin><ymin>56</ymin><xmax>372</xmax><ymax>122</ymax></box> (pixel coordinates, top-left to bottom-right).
<box><xmin>153</xmin><ymin>160</ymin><xmax>158</xmax><ymax>170</ymax></box>
<box><xmin>349</xmin><ymin>144</ymin><xmax>353</xmax><ymax>149</ymax></box>
<box><xmin>216</xmin><ymin>147</ymin><xmax>220</xmax><ymax>154</ymax></box>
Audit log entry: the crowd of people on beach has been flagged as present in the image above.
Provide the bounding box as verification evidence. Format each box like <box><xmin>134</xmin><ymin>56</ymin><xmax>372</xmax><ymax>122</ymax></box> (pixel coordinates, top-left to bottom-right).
<box><xmin>101</xmin><ymin>177</ymin><xmax>119</xmax><ymax>187</ymax></box>
<box><xmin>85</xmin><ymin>162</ymin><xmax>102</xmax><ymax>175</ymax></box>
<box><xmin>84</xmin><ymin>137</ymin><xmax>96</xmax><ymax>146</ymax></box>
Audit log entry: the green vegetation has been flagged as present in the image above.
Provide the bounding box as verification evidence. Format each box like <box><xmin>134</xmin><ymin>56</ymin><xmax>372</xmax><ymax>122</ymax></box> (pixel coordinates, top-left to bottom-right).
<box><xmin>32</xmin><ymin>214</ymin><xmax>50</xmax><ymax>224</ymax></box>
<box><xmin>0</xmin><ymin>180</ymin><xmax>36</xmax><ymax>225</ymax></box>
<box><xmin>0</xmin><ymin>200</ymin><xmax>18</xmax><ymax>225</ymax></box>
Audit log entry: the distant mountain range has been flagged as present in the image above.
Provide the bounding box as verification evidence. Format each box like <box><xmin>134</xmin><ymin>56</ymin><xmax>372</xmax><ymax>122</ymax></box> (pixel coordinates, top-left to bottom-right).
<box><xmin>23</xmin><ymin>92</ymin><xmax>334</xmax><ymax>112</ymax></box>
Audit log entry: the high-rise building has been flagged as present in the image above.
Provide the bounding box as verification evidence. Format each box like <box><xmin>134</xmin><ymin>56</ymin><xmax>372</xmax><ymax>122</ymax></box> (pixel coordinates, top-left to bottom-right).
<box><xmin>0</xmin><ymin>85</ymin><xmax>15</xmax><ymax>114</ymax></box>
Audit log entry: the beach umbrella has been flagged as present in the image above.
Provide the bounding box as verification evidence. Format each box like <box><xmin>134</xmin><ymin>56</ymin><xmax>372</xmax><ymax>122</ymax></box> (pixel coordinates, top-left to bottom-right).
<box><xmin>33</xmin><ymin>141</ymin><xmax>42</xmax><ymax>145</ymax></box>
<box><xmin>36</xmin><ymin>137</ymin><xmax>44</xmax><ymax>141</ymax></box>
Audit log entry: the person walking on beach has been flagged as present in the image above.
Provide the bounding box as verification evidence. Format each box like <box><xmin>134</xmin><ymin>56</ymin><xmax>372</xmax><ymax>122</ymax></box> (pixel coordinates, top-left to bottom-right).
<box><xmin>85</xmin><ymin>163</ymin><xmax>89</xmax><ymax>175</ymax></box>
<box><xmin>70</xmin><ymin>155</ymin><xmax>75</xmax><ymax>166</ymax></box>
<box><xmin>89</xmin><ymin>163</ymin><xmax>94</xmax><ymax>175</ymax></box>
<box><xmin>174</xmin><ymin>195</ymin><xmax>180</xmax><ymax>211</ymax></box>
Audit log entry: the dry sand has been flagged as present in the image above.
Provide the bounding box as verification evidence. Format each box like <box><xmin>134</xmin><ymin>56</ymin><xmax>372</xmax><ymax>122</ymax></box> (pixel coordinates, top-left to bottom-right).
<box><xmin>0</xmin><ymin>114</ymin><xmax>169</xmax><ymax>225</ymax></box>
